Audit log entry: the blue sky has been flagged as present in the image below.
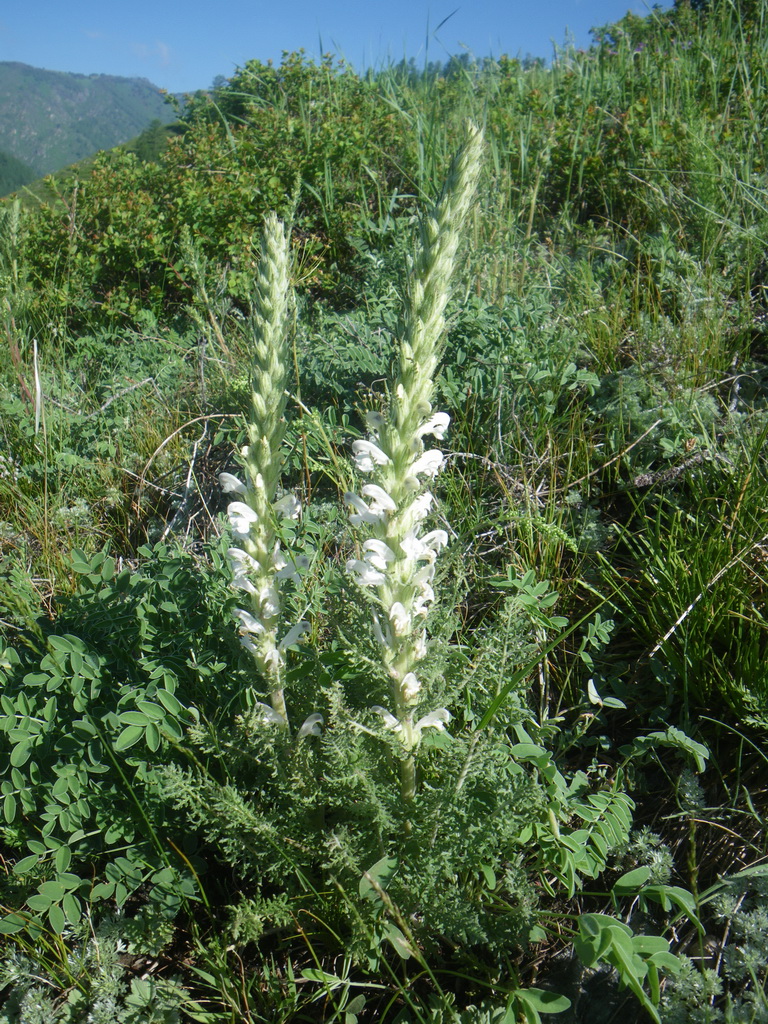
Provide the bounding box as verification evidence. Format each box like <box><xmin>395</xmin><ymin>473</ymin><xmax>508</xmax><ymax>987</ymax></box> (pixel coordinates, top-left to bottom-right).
<box><xmin>0</xmin><ymin>0</ymin><xmax>665</xmax><ymax>94</ymax></box>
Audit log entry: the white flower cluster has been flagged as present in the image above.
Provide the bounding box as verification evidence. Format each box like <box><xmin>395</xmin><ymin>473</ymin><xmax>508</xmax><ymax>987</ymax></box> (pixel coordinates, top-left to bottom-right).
<box><xmin>220</xmin><ymin>470</ymin><xmax>309</xmax><ymax>675</ymax></box>
<box><xmin>343</xmin><ymin>407</ymin><xmax>452</xmax><ymax>739</ymax></box>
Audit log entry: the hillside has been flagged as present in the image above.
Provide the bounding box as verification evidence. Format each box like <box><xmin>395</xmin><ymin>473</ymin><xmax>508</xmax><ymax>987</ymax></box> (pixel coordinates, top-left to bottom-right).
<box><xmin>0</xmin><ymin>61</ymin><xmax>175</xmax><ymax>187</ymax></box>
<box><xmin>0</xmin><ymin>145</ymin><xmax>37</xmax><ymax>194</ymax></box>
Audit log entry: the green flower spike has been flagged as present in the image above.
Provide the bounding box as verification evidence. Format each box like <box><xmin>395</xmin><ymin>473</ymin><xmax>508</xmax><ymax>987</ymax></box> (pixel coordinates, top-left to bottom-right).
<box><xmin>220</xmin><ymin>213</ymin><xmax>310</xmax><ymax>732</ymax></box>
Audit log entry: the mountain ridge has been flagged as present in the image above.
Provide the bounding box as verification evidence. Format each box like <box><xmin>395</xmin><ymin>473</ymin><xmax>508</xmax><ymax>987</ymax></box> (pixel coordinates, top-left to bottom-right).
<box><xmin>0</xmin><ymin>61</ymin><xmax>178</xmax><ymax>192</ymax></box>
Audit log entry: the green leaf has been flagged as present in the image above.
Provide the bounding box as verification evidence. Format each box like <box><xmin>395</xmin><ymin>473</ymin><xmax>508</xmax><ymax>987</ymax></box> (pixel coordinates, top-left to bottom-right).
<box><xmin>115</xmin><ymin>725</ymin><xmax>145</xmax><ymax>750</ymax></box>
<box><xmin>383</xmin><ymin>921</ymin><xmax>415</xmax><ymax>960</ymax></box>
<box><xmin>48</xmin><ymin>636</ymin><xmax>75</xmax><ymax>653</ymax></box>
<box><xmin>26</xmin><ymin>894</ymin><xmax>52</xmax><ymax>912</ymax></box>
<box><xmin>632</xmin><ymin>935</ymin><xmax>670</xmax><ymax>956</ymax></box>
<box><xmin>155</xmin><ymin>689</ymin><xmax>182</xmax><ymax>715</ymax></box>
<box><xmin>90</xmin><ymin>882</ymin><xmax>115</xmax><ymax>901</ymax></box>
<box><xmin>510</xmin><ymin>742</ymin><xmax>548</xmax><ymax>759</ymax></box>
<box><xmin>39</xmin><ymin>880</ymin><xmax>67</xmax><ymax>899</ymax></box>
<box><xmin>613</xmin><ymin>866</ymin><xmax>652</xmax><ymax>894</ymax></box>
<box><xmin>301</xmin><ymin>968</ymin><xmax>342</xmax><ymax>986</ymax></box>
<box><xmin>136</xmin><ymin>701</ymin><xmax>166</xmax><ymax>720</ymax></box>
<box><xmin>62</xmin><ymin>892</ymin><xmax>81</xmax><ymax>925</ymax></box>
<box><xmin>118</xmin><ymin>711</ymin><xmax>150</xmax><ymax>727</ymax></box>
<box><xmin>71</xmin><ymin>558</ymin><xmax>92</xmax><ymax>574</ymax></box>
<box><xmin>518</xmin><ymin>988</ymin><xmax>571</xmax><ymax>1013</ymax></box>
<box><xmin>55</xmin><ymin>846</ymin><xmax>72</xmax><ymax>873</ymax></box>
<box><xmin>48</xmin><ymin>903</ymin><xmax>66</xmax><ymax>934</ymax></box>
<box><xmin>359</xmin><ymin>856</ymin><xmax>398</xmax><ymax>901</ymax></box>
<box><xmin>13</xmin><ymin>854</ymin><xmax>40</xmax><ymax>875</ymax></box>
<box><xmin>10</xmin><ymin>743</ymin><xmax>31</xmax><ymax>768</ymax></box>
<box><xmin>0</xmin><ymin>914</ymin><xmax>27</xmax><ymax>934</ymax></box>
<box><xmin>145</xmin><ymin>721</ymin><xmax>161</xmax><ymax>752</ymax></box>
<box><xmin>3</xmin><ymin>792</ymin><xmax>17</xmax><ymax>823</ymax></box>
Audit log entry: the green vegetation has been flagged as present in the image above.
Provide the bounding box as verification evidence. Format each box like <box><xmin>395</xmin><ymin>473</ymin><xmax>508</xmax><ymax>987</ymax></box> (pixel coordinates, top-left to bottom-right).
<box><xmin>0</xmin><ymin>150</ymin><xmax>37</xmax><ymax>197</ymax></box>
<box><xmin>1</xmin><ymin>2</ymin><xmax>767</xmax><ymax>1021</ymax></box>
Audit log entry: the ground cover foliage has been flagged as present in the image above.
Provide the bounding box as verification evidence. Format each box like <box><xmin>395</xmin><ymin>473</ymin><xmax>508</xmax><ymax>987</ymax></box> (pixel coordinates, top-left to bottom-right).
<box><xmin>1</xmin><ymin>0</ymin><xmax>768</xmax><ymax>1020</ymax></box>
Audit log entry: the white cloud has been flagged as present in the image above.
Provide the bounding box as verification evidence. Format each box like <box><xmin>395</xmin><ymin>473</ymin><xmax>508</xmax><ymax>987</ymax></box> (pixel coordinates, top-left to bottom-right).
<box><xmin>131</xmin><ymin>39</ymin><xmax>172</xmax><ymax>67</ymax></box>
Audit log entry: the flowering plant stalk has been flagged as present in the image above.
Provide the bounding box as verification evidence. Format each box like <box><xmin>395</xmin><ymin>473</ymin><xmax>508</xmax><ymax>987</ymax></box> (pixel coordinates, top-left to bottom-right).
<box><xmin>344</xmin><ymin>122</ymin><xmax>483</xmax><ymax>806</ymax></box>
<box><xmin>219</xmin><ymin>213</ymin><xmax>310</xmax><ymax>732</ymax></box>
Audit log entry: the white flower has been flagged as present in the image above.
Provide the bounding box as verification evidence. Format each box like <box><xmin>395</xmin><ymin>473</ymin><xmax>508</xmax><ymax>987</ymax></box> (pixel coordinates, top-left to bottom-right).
<box><xmin>370</xmin><ymin>705</ymin><xmax>400</xmax><ymax>730</ymax></box>
<box><xmin>227</xmin><ymin>546</ymin><xmax>258</xmax><ymax>573</ymax></box>
<box><xmin>415</xmin><ymin>708</ymin><xmax>451</xmax><ymax>731</ymax></box>
<box><xmin>273</xmin><ymin>492</ymin><xmax>301</xmax><ymax>519</ymax></box>
<box><xmin>417</xmin><ymin>412</ymin><xmax>450</xmax><ymax>440</ymax></box>
<box><xmin>408</xmin><ymin>493</ymin><xmax>434</xmax><ymax>523</ymax></box>
<box><xmin>421</xmin><ymin>529</ymin><xmax>449</xmax><ymax>554</ymax></box>
<box><xmin>298</xmin><ymin>712</ymin><xmax>324</xmax><ymax>737</ymax></box>
<box><xmin>362</xmin><ymin>538</ymin><xmax>396</xmax><ymax>572</ymax></box>
<box><xmin>219</xmin><ymin>472</ymin><xmax>247</xmax><ymax>493</ymax></box>
<box><xmin>273</xmin><ymin>543</ymin><xmax>300</xmax><ymax>583</ymax></box>
<box><xmin>414</xmin><ymin>629</ymin><xmax>428</xmax><ymax>660</ymax></box>
<box><xmin>232</xmin><ymin>575</ymin><xmax>258</xmax><ymax>595</ymax></box>
<box><xmin>361</xmin><ymin>484</ymin><xmax>397</xmax><ymax>514</ymax></box>
<box><xmin>258</xmin><ymin>583</ymin><xmax>280</xmax><ymax>619</ymax></box>
<box><xmin>344</xmin><ymin>491</ymin><xmax>384</xmax><ymax>527</ymax></box>
<box><xmin>346</xmin><ymin>558</ymin><xmax>387</xmax><ymax>587</ymax></box>
<box><xmin>227</xmin><ymin>501</ymin><xmax>258</xmax><ymax>535</ymax></box>
<box><xmin>413</xmin><ymin>586</ymin><xmax>435</xmax><ymax>617</ymax></box>
<box><xmin>263</xmin><ymin>647</ymin><xmax>284</xmax><ymax>671</ymax></box>
<box><xmin>371</xmin><ymin>611</ymin><xmax>394</xmax><ymax>649</ymax></box>
<box><xmin>388</xmin><ymin>602</ymin><xmax>411</xmax><ymax>636</ymax></box>
<box><xmin>402</xmin><ymin>672</ymin><xmax>421</xmax><ymax>701</ymax></box>
<box><xmin>414</xmin><ymin>562</ymin><xmax>436</xmax><ymax>587</ymax></box>
<box><xmin>235</xmin><ymin>608</ymin><xmax>265</xmax><ymax>634</ymax></box>
<box><xmin>279</xmin><ymin>620</ymin><xmax>310</xmax><ymax>649</ymax></box>
<box><xmin>410</xmin><ymin>450</ymin><xmax>444</xmax><ymax>479</ymax></box>
<box><xmin>254</xmin><ymin>702</ymin><xmax>287</xmax><ymax>727</ymax></box>
<box><xmin>352</xmin><ymin>439</ymin><xmax>391</xmax><ymax>473</ymax></box>
<box><xmin>370</xmin><ymin>705</ymin><xmax>451</xmax><ymax>737</ymax></box>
